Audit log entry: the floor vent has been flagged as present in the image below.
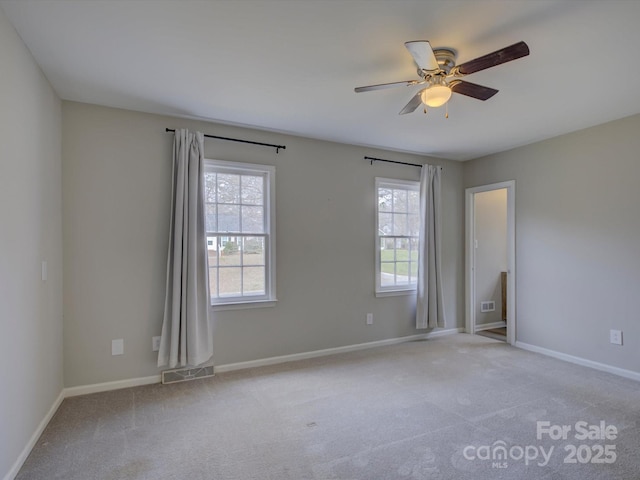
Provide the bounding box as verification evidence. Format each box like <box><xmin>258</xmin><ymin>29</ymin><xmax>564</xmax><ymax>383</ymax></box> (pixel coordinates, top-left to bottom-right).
<box><xmin>480</xmin><ymin>301</ymin><xmax>496</xmax><ymax>313</ymax></box>
<box><xmin>162</xmin><ymin>365</ymin><xmax>214</xmax><ymax>384</ymax></box>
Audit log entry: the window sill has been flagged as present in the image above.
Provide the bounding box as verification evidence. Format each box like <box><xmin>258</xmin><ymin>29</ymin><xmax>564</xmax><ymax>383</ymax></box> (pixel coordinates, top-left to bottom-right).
<box><xmin>375</xmin><ymin>289</ymin><xmax>417</xmax><ymax>298</ymax></box>
<box><xmin>210</xmin><ymin>299</ymin><xmax>277</xmax><ymax>312</ymax></box>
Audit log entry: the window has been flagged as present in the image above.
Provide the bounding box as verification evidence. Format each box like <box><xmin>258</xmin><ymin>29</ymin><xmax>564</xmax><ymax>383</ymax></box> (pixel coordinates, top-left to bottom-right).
<box><xmin>204</xmin><ymin>160</ymin><xmax>276</xmax><ymax>306</ymax></box>
<box><xmin>375</xmin><ymin>178</ymin><xmax>420</xmax><ymax>295</ymax></box>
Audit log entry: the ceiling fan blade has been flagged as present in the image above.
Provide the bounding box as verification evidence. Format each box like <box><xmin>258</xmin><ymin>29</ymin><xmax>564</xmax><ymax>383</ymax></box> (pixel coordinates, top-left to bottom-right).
<box><xmin>405</xmin><ymin>41</ymin><xmax>439</xmax><ymax>71</ymax></box>
<box><xmin>354</xmin><ymin>80</ymin><xmax>420</xmax><ymax>93</ymax></box>
<box><xmin>399</xmin><ymin>89</ymin><xmax>426</xmax><ymax>115</ymax></box>
<box><xmin>455</xmin><ymin>41</ymin><xmax>529</xmax><ymax>76</ymax></box>
<box><xmin>450</xmin><ymin>80</ymin><xmax>498</xmax><ymax>100</ymax></box>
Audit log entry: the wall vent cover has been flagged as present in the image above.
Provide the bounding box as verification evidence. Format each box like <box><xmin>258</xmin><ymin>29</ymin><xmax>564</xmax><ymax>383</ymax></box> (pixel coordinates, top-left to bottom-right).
<box><xmin>480</xmin><ymin>301</ymin><xmax>496</xmax><ymax>313</ymax></box>
<box><xmin>162</xmin><ymin>365</ymin><xmax>214</xmax><ymax>384</ymax></box>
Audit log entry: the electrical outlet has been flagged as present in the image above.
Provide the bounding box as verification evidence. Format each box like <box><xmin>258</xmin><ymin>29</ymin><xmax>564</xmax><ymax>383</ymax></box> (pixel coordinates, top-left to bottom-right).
<box><xmin>112</xmin><ymin>339</ymin><xmax>124</xmax><ymax>356</ymax></box>
<box><xmin>152</xmin><ymin>336</ymin><xmax>161</xmax><ymax>352</ymax></box>
<box><xmin>366</xmin><ymin>313</ymin><xmax>373</xmax><ymax>325</ymax></box>
<box><xmin>610</xmin><ymin>329</ymin><xmax>623</xmax><ymax>346</ymax></box>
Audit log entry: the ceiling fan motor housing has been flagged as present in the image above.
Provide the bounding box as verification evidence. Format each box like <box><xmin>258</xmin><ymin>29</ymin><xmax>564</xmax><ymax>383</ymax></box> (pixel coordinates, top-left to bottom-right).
<box><xmin>418</xmin><ymin>48</ymin><xmax>457</xmax><ymax>93</ymax></box>
<box><xmin>431</xmin><ymin>48</ymin><xmax>457</xmax><ymax>75</ymax></box>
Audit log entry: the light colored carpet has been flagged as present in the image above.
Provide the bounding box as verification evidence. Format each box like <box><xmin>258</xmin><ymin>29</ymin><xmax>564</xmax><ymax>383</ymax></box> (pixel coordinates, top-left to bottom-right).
<box><xmin>16</xmin><ymin>333</ymin><xmax>640</xmax><ymax>479</ymax></box>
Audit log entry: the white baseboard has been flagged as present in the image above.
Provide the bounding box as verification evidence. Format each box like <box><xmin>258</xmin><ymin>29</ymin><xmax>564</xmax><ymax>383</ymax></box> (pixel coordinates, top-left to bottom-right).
<box><xmin>61</xmin><ymin>328</ymin><xmax>462</xmax><ymax>393</ymax></box>
<box><xmin>4</xmin><ymin>328</ymin><xmax>463</xmax><ymax>480</ymax></box>
<box><xmin>64</xmin><ymin>374</ymin><xmax>161</xmax><ymax>397</ymax></box>
<box><xmin>215</xmin><ymin>328</ymin><xmax>463</xmax><ymax>373</ymax></box>
<box><xmin>515</xmin><ymin>341</ymin><xmax>640</xmax><ymax>382</ymax></box>
<box><xmin>3</xmin><ymin>389</ymin><xmax>65</xmax><ymax>480</ymax></box>
<box><xmin>474</xmin><ymin>321</ymin><xmax>506</xmax><ymax>332</ymax></box>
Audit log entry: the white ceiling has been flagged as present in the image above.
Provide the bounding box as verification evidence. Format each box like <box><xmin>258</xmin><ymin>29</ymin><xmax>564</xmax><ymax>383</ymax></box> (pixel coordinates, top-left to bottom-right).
<box><xmin>3</xmin><ymin>0</ymin><xmax>640</xmax><ymax>161</ymax></box>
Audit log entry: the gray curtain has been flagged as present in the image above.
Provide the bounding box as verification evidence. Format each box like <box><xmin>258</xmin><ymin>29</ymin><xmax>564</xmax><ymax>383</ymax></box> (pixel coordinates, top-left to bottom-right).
<box><xmin>158</xmin><ymin>129</ymin><xmax>213</xmax><ymax>368</ymax></box>
<box><xmin>416</xmin><ymin>165</ymin><xmax>445</xmax><ymax>329</ymax></box>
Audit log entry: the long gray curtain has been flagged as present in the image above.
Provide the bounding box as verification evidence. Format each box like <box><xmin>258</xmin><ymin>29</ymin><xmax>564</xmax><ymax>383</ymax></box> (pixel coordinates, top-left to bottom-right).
<box><xmin>158</xmin><ymin>129</ymin><xmax>213</xmax><ymax>368</ymax></box>
<box><xmin>416</xmin><ymin>164</ymin><xmax>445</xmax><ymax>329</ymax></box>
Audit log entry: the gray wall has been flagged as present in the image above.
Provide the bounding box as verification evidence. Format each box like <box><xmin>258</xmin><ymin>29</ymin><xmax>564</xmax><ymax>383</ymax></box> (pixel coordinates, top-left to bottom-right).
<box><xmin>464</xmin><ymin>113</ymin><xmax>640</xmax><ymax>373</ymax></box>
<box><xmin>62</xmin><ymin>102</ymin><xmax>465</xmax><ymax>387</ymax></box>
<box><xmin>0</xmin><ymin>6</ymin><xmax>63</xmax><ymax>479</ymax></box>
<box><xmin>474</xmin><ymin>189</ymin><xmax>507</xmax><ymax>326</ymax></box>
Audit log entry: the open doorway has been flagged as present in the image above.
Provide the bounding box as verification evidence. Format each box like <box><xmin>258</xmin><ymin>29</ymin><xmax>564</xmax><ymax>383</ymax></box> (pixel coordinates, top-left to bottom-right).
<box><xmin>465</xmin><ymin>181</ymin><xmax>516</xmax><ymax>345</ymax></box>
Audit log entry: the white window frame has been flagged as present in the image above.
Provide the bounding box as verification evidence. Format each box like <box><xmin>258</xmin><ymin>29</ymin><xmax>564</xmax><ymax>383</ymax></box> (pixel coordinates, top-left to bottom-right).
<box><xmin>375</xmin><ymin>177</ymin><xmax>420</xmax><ymax>297</ymax></box>
<box><xmin>205</xmin><ymin>159</ymin><xmax>276</xmax><ymax>309</ymax></box>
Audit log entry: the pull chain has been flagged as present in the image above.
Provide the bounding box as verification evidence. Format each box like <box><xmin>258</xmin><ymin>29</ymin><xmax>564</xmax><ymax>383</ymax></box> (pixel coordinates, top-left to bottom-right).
<box><xmin>445</xmin><ymin>102</ymin><xmax>449</xmax><ymax>119</ymax></box>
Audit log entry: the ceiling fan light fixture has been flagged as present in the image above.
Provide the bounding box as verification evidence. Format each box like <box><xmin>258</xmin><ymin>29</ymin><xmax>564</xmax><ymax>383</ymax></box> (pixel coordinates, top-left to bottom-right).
<box><xmin>421</xmin><ymin>84</ymin><xmax>452</xmax><ymax>108</ymax></box>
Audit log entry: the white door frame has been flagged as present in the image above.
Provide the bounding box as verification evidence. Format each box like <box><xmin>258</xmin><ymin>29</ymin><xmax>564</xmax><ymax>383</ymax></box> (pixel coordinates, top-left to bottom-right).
<box><xmin>465</xmin><ymin>181</ymin><xmax>516</xmax><ymax>345</ymax></box>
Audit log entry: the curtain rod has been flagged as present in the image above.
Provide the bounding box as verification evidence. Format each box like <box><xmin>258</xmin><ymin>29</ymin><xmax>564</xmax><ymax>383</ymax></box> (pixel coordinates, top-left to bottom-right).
<box><xmin>166</xmin><ymin>128</ymin><xmax>286</xmax><ymax>153</ymax></box>
<box><xmin>365</xmin><ymin>156</ymin><xmax>422</xmax><ymax>168</ymax></box>
<box><xmin>365</xmin><ymin>156</ymin><xmax>443</xmax><ymax>171</ymax></box>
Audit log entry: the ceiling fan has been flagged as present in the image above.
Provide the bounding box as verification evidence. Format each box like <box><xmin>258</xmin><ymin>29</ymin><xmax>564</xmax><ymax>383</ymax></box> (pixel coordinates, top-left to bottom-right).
<box><xmin>354</xmin><ymin>40</ymin><xmax>530</xmax><ymax>115</ymax></box>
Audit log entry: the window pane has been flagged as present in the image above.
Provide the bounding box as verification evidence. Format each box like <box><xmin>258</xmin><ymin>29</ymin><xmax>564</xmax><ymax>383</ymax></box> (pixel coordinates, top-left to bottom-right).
<box><xmin>209</xmin><ymin>267</ymin><xmax>218</xmax><ymax>298</ymax></box>
<box><xmin>205</xmin><ymin>204</ymin><xmax>217</xmax><ymax>232</ymax></box>
<box><xmin>408</xmin><ymin>190</ymin><xmax>419</xmax><ymax>213</ymax></box>
<box><xmin>409</xmin><ymin>262</ymin><xmax>418</xmax><ymax>283</ymax></box>
<box><xmin>204</xmin><ymin>173</ymin><xmax>217</xmax><ymax>203</ymax></box>
<box><xmin>219</xmin><ymin>267</ymin><xmax>241</xmax><ymax>297</ymax></box>
<box><xmin>380</xmin><ymin>262</ymin><xmax>395</xmax><ymax>286</ymax></box>
<box><xmin>410</xmin><ymin>238</ymin><xmax>419</xmax><ymax>260</ymax></box>
<box><xmin>378</xmin><ymin>188</ymin><xmax>393</xmax><ymax>212</ymax></box>
<box><xmin>207</xmin><ymin>236</ymin><xmax>219</xmax><ymax>266</ymax></box>
<box><xmin>242</xmin><ymin>237</ymin><xmax>265</xmax><ymax>265</ymax></box>
<box><xmin>408</xmin><ymin>214</ymin><xmax>420</xmax><ymax>237</ymax></box>
<box><xmin>379</xmin><ymin>213</ymin><xmax>393</xmax><ymax>235</ymax></box>
<box><xmin>381</xmin><ymin>237</ymin><xmax>394</xmax><ymax>251</ymax></box>
<box><xmin>217</xmin><ymin>173</ymin><xmax>240</xmax><ymax>203</ymax></box>
<box><xmin>241</xmin><ymin>175</ymin><xmax>263</xmax><ymax>205</ymax></box>
<box><xmin>218</xmin><ymin>205</ymin><xmax>240</xmax><ymax>232</ymax></box>
<box><xmin>410</xmin><ymin>244</ymin><xmax>418</xmax><ymax>262</ymax></box>
<box><xmin>241</xmin><ymin>206</ymin><xmax>264</xmax><ymax>233</ymax></box>
<box><xmin>380</xmin><ymin>244</ymin><xmax>394</xmax><ymax>263</ymax></box>
<box><xmin>396</xmin><ymin>262</ymin><xmax>409</xmax><ymax>284</ymax></box>
<box><xmin>393</xmin><ymin>213</ymin><xmax>407</xmax><ymax>236</ymax></box>
<box><xmin>243</xmin><ymin>267</ymin><xmax>265</xmax><ymax>295</ymax></box>
<box><xmin>220</xmin><ymin>237</ymin><xmax>241</xmax><ymax>265</ymax></box>
<box><xmin>393</xmin><ymin>189</ymin><xmax>407</xmax><ymax>212</ymax></box>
